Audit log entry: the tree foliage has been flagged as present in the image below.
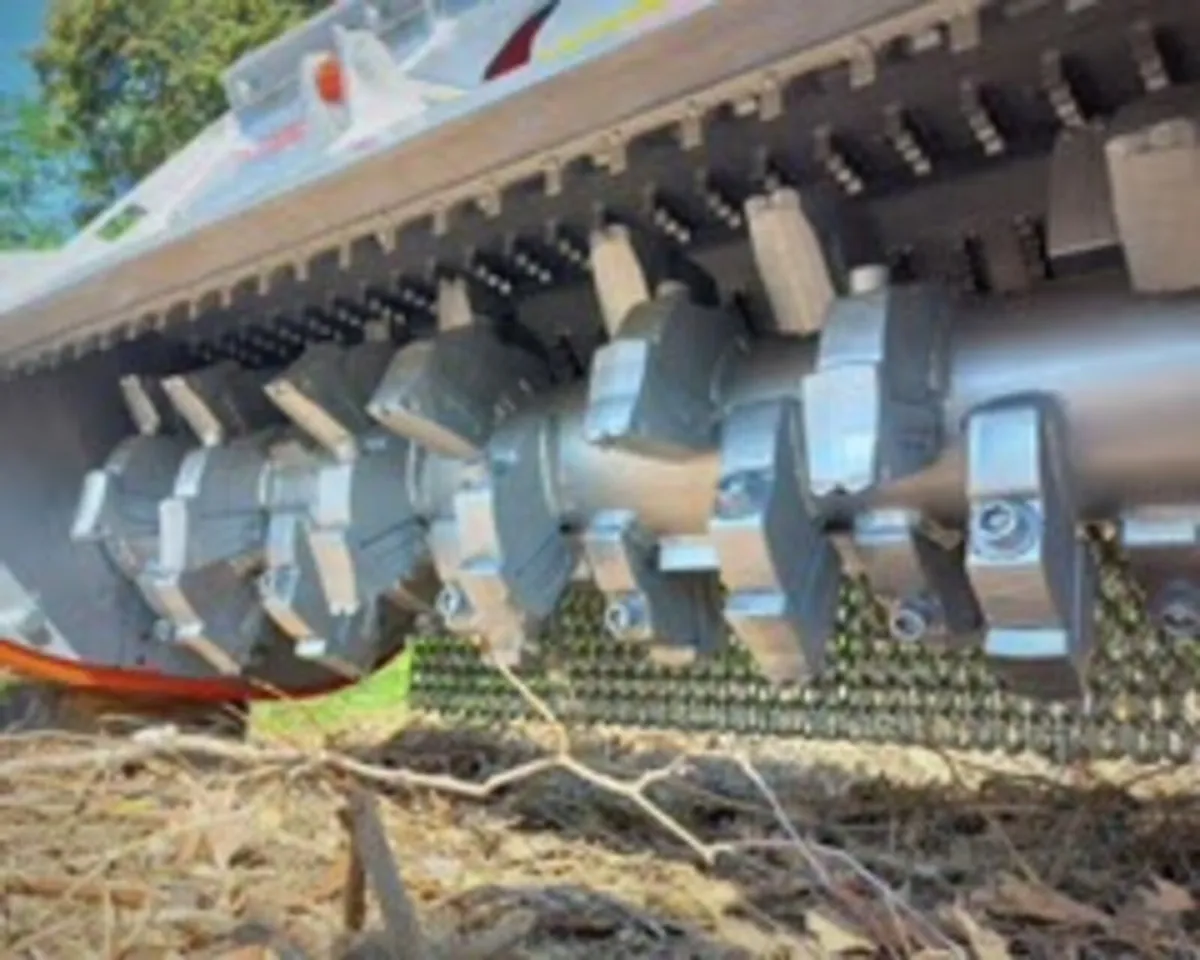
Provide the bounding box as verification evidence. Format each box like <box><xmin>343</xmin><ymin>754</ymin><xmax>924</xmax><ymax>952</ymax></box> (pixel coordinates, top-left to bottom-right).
<box><xmin>33</xmin><ymin>0</ymin><xmax>327</xmax><ymax>221</ymax></box>
<box><xmin>0</xmin><ymin>94</ymin><xmax>81</xmax><ymax>250</ymax></box>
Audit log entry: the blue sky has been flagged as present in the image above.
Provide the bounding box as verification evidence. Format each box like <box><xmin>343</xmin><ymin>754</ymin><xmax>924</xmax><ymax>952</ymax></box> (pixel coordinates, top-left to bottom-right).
<box><xmin>0</xmin><ymin>1</ymin><xmax>48</xmax><ymax>94</ymax></box>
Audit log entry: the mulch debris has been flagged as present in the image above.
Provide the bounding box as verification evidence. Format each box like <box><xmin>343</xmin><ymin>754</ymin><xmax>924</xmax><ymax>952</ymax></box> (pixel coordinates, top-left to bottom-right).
<box><xmin>1</xmin><ymin>716</ymin><xmax>1198</xmax><ymax>959</ymax></box>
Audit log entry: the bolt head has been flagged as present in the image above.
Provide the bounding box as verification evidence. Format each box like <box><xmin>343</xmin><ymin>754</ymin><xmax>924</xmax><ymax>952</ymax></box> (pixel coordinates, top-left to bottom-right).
<box><xmin>604</xmin><ymin>596</ymin><xmax>647</xmax><ymax>639</ymax></box>
<box><xmin>436</xmin><ymin>584</ymin><xmax>470</xmax><ymax>622</ymax></box>
<box><xmin>889</xmin><ymin>601</ymin><xmax>930</xmax><ymax>643</ymax></box>
<box><xmin>972</xmin><ymin>499</ymin><xmax>1035</xmax><ymax>557</ymax></box>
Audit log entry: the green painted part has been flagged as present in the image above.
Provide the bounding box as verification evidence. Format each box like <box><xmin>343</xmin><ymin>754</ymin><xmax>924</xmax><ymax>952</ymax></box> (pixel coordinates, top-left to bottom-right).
<box><xmin>254</xmin><ymin>646</ymin><xmax>416</xmax><ymax>736</ymax></box>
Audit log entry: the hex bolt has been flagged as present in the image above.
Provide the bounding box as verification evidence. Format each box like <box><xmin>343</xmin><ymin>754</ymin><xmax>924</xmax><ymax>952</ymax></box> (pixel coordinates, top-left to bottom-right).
<box><xmin>604</xmin><ymin>595</ymin><xmax>647</xmax><ymax>640</ymax></box>
<box><xmin>889</xmin><ymin>598</ymin><xmax>931</xmax><ymax>643</ymax></box>
<box><xmin>1160</xmin><ymin>601</ymin><xmax>1199</xmax><ymax>640</ymax></box>
<box><xmin>436</xmin><ymin>583</ymin><xmax>471</xmax><ymax>624</ymax></box>
<box><xmin>1156</xmin><ymin>583</ymin><xmax>1200</xmax><ymax>640</ymax></box>
<box><xmin>973</xmin><ymin>498</ymin><xmax>1035</xmax><ymax>556</ymax></box>
<box><xmin>716</xmin><ymin>470</ymin><xmax>767</xmax><ymax>520</ymax></box>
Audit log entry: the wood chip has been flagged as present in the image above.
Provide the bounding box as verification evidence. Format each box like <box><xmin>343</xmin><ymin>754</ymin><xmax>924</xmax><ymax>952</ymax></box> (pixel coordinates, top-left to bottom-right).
<box><xmin>805</xmin><ymin>907</ymin><xmax>877</xmax><ymax>955</ymax></box>
<box><xmin>943</xmin><ymin>904</ymin><xmax>1013</xmax><ymax>960</ymax></box>
<box><xmin>1140</xmin><ymin>877</ymin><xmax>1196</xmax><ymax>916</ymax></box>
<box><xmin>986</xmin><ymin>873</ymin><xmax>1111</xmax><ymax>930</ymax></box>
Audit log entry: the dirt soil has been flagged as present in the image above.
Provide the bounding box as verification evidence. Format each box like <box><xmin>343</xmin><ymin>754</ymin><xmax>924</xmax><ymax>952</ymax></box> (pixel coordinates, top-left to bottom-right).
<box><xmin>1</xmin><ymin>715</ymin><xmax>1199</xmax><ymax>959</ymax></box>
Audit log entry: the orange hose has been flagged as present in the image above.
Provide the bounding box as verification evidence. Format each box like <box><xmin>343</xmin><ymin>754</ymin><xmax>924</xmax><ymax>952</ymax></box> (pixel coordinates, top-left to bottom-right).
<box><xmin>0</xmin><ymin>638</ymin><xmax>352</xmax><ymax>703</ymax></box>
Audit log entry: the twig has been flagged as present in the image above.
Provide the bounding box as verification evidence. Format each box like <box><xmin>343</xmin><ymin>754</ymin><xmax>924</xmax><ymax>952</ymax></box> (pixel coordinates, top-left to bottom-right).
<box><xmin>1</xmin><ymin>873</ymin><xmax>151</xmax><ymax>909</ymax></box>
<box><xmin>0</xmin><ymin>671</ymin><xmax>962</xmax><ymax>957</ymax></box>
<box><xmin>343</xmin><ymin>787</ymin><xmax>429</xmax><ymax>960</ymax></box>
<box><xmin>339</xmin><ymin>811</ymin><xmax>369</xmax><ymax>934</ymax></box>
<box><xmin>931</xmin><ymin>744</ymin><xmax>1043</xmax><ymax>885</ymax></box>
<box><xmin>440</xmin><ymin>909</ymin><xmax>538</xmax><ymax>960</ymax></box>
<box><xmin>217</xmin><ymin>921</ymin><xmax>314</xmax><ymax>960</ymax></box>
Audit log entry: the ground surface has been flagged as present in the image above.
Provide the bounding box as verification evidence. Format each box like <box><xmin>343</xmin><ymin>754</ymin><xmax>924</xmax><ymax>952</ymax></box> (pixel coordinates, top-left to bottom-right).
<box><xmin>1</xmin><ymin>661</ymin><xmax>1199</xmax><ymax>959</ymax></box>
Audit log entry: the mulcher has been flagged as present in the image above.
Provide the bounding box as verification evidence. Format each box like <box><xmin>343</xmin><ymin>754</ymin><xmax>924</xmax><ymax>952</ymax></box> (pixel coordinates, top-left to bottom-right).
<box><xmin>2</xmin><ymin>0</ymin><xmax>1200</xmax><ymax>759</ymax></box>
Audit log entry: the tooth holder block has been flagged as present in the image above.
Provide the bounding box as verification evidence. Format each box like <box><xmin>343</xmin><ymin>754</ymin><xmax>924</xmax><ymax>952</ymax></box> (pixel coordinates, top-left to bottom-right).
<box><xmin>709</xmin><ymin>399</ymin><xmax>841</xmax><ymax>683</ymax></box>
<box><xmin>583</xmin><ymin>508</ymin><xmax>725</xmax><ymax>668</ymax></box>
<box><xmin>584</xmin><ymin>290</ymin><xmax>745</xmax><ymax>461</ymax></box>
<box><xmin>801</xmin><ymin>278</ymin><xmax>976</xmax><ymax>648</ymax></box>
<box><xmin>367</xmin><ymin>325</ymin><xmax>550</xmax><ymax>460</ymax></box>
<box><xmin>802</xmin><ymin>281</ymin><xmax>951</xmax><ymax>499</ymax></box>
<box><xmin>963</xmin><ymin>395</ymin><xmax>1096</xmax><ymax>701</ymax></box>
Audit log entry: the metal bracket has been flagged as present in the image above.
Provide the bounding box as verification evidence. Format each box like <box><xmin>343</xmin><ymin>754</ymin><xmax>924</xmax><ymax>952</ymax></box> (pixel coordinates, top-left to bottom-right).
<box><xmin>848</xmin><ymin>508</ymin><xmax>981</xmax><ymax>648</ymax></box>
<box><xmin>259</xmin><ymin>431</ymin><xmax>431</xmax><ymax>676</ymax></box>
<box><xmin>0</xmin><ymin>564</ymin><xmax>72</xmax><ymax>659</ymax></box>
<box><xmin>157</xmin><ymin>436</ymin><xmax>277</xmax><ymax>572</ymax></box>
<box><xmin>138</xmin><ymin>432</ymin><xmax>294</xmax><ymax>673</ymax></box>
<box><xmin>161</xmin><ymin>362</ymin><xmax>282</xmax><ymax>447</ymax></box>
<box><xmin>119</xmin><ymin>374</ymin><xmax>176</xmax><ymax>436</ymax></box>
<box><xmin>1047</xmin><ymin>123</ymin><xmax>1120</xmax><ymax>275</ymax></box>
<box><xmin>1119</xmin><ymin>505</ymin><xmax>1200</xmax><ymax>641</ymax></box>
<box><xmin>744</xmin><ymin>187</ymin><xmax>836</xmax><ymax>336</ymax></box>
<box><xmin>1107</xmin><ymin>85</ymin><xmax>1200</xmax><ymax>293</ymax></box>
<box><xmin>139</xmin><ymin>563</ymin><xmax>274</xmax><ymax>674</ymax></box>
<box><xmin>588</xmin><ymin>222</ymin><xmax>718</xmax><ymax>335</ymax></box>
<box><xmin>444</xmin><ymin>414</ymin><xmax>575</xmax><ymax>665</ymax></box>
<box><xmin>366</xmin><ymin>281</ymin><xmax>550</xmax><ymax>459</ymax></box>
<box><xmin>582</xmin><ymin>509</ymin><xmax>724</xmax><ymax>668</ymax></box>
<box><xmin>964</xmin><ymin>395</ymin><xmax>1096</xmax><ymax>700</ymax></box>
<box><xmin>71</xmin><ymin>435</ymin><xmax>191</xmax><ymax>581</ymax></box>
<box><xmin>260</xmin><ymin>510</ymin><xmax>377</xmax><ymax>679</ymax></box>
<box><xmin>802</xmin><ymin>274</ymin><xmax>951</xmax><ymax>500</ymax></box>
<box><xmin>306</xmin><ymin>431</ymin><xmax>428</xmax><ymax>615</ymax></box>
<box><xmin>266</xmin><ymin>341</ymin><xmax>394</xmax><ymax>461</ymax></box>
<box><xmin>709</xmin><ymin>399</ymin><xmax>841</xmax><ymax>683</ymax></box>
<box><xmin>584</xmin><ymin>289</ymin><xmax>745</xmax><ymax>460</ymax></box>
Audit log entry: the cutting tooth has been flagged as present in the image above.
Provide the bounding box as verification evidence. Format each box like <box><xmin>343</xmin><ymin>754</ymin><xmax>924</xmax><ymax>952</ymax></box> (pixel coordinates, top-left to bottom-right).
<box><xmin>649</xmin><ymin>200</ymin><xmax>694</xmax><ymax>245</ymax></box>
<box><xmin>745</xmin><ymin>188</ymin><xmax>835</xmax><ymax>336</ymax></box>
<box><xmin>588</xmin><ymin>222</ymin><xmax>717</xmax><ymax>335</ymax></box>
<box><xmin>756</xmin><ymin>75</ymin><xmax>783</xmax><ymax>122</ymax></box>
<box><xmin>373</xmin><ymin>223</ymin><xmax>396</xmax><ymax>254</ymax></box>
<box><xmin>432</xmin><ymin>204</ymin><xmax>449</xmax><ymax>237</ymax></box>
<box><xmin>469</xmin><ymin>255</ymin><xmax>514</xmax><ymax>296</ymax></box>
<box><xmin>961</xmin><ymin>79</ymin><xmax>1006</xmax><ymax>157</ymax></box>
<box><xmin>885</xmin><ymin>104</ymin><xmax>933</xmax><ymax>178</ymax></box>
<box><xmin>1042</xmin><ymin>49</ymin><xmax>1087</xmax><ymax>128</ymax></box>
<box><xmin>678</xmin><ymin>103</ymin><xmax>705</xmax><ymax>150</ymax></box>
<box><xmin>815</xmin><ymin>126</ymin><xmax>865</xmax><ymax>195</ymax></box>
<box><xmin>368</xmin><ymin>276</ymin><xmax>551</xmax><ymax>458</ymax></box>
<box><xmin>476</xmin><ymin>181</ymin><xmax>502</xmax><ymax>218</ymax></box>
<box><xmin>1130</xmin><ymin>20</ymin><xmax>1170</xmax><ymax>92</ymax></box>
<box><xmin>847</xmin><ymin>39</ymin><xmax>877</xmax><ymax>88</ymax></box>
<box><xmin>542</xmin><ymin>157</ymin><xmax>563</xmax><ymax>197</ymax></box>
<box><xmin>120</xmin><ymin>375</ymin><xmax>169</xmax><ymax>436</ymax></box>
<box><xmin>265</xmin><ymin>342</ymin><xmax>393</xmax><ymax>460</ymax></box>
<box><xmin>594</xmin><ymin>131</ymin><xmax>627</xmax><ymax>175</ymax></box>
<box><xmin>138</xmin><ymin>312</ymin><xmax>162</xmax><ymax>334</ymax></box>
<box><xmin>436</xmin><ymin>275</ymin><xmax>477</xmax><ymax>332</ymax></box>
<box><xmin>948</xmin><ymin>7</ymin><xmax>981</xmax><ymax>53</ymax></box>
<box><xmin>161</xmin><ymin>361</ymin><xmax>280</xmax><ymax>446</ymax></box>
<box><xmin>701</xmin><ymin>179</ymin><xmax>744</xmax><ymax>230</ymax></box>
<box><xmin>363</xmin><ymin>319</ymin><xmax>390</xmax><ymax>342</ymax></box>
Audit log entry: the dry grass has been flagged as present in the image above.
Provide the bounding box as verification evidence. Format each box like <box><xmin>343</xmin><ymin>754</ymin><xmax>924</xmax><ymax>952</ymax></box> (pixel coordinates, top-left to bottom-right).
<box><xmin>1</xmin><ymin>708</ymin><xmax>1199</xmax><ymax>959</ymax></box>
